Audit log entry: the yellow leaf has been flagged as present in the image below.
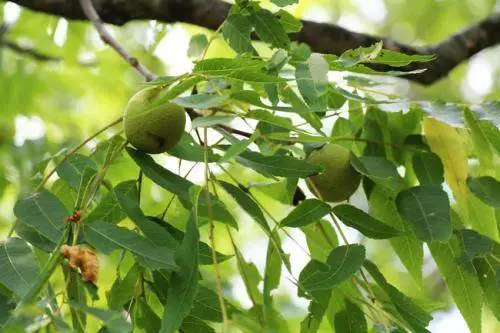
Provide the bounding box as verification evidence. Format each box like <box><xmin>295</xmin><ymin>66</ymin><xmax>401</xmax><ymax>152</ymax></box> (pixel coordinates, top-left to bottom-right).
<box><xmin>423</xmin><ymin>117</ymin><xmax>468</xmax><ymax>200</ymax></box>
<box><xmin>424</xmin><ymin>117</ymin><xmax>499</xmax><ymax>240</ymax></box>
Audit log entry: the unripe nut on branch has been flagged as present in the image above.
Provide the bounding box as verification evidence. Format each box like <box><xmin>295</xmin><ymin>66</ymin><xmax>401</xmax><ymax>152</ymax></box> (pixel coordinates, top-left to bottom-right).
<box><xmin>306</xmin><ymin>143</ymin><xmax>361</xmax><ymax>203</ymax></box>
<box><xmin>123</xmin><ymin>86</ymin><xmax>186</xmax><ymax>154</ymax></box>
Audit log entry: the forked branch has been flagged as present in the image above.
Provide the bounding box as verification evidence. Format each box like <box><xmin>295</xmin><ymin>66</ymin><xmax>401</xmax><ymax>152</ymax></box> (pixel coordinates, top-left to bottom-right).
<box><xmin>5</xmin><ymin>0</ymin><xmax>500</xmax><ymax>84</ymax></box>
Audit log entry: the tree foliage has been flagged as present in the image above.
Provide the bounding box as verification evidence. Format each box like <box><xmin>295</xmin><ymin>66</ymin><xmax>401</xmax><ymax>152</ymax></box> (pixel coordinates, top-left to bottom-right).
<box><xmin>0</xmin><ymin>1</ymin><xmax>499</xmax><ymax>332</ymax></box>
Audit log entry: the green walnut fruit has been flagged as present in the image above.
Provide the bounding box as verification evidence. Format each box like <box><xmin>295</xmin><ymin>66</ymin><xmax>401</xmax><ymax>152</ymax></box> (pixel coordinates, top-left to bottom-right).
<box><xmin>123</xmin><ymin>86</ymin><xmax>186</xmax><ymax>154</ymax></box>
<box><xmin>306</xmin><ymin>143</ymin><xmax>361</xmax><ymax>202</ymax></box>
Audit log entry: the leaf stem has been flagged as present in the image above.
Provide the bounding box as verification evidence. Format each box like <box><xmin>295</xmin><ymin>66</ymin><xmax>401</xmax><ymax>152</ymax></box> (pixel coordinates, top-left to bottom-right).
<box><xmin>35</xmin><ymin>116</ymin><xmax>123</xmax><ymax>193</ymax></box>
<box><xmin>226</xmin><ymin>226</ymin><xmax>259</xmax><ymax>306</ymax></box>
<box><xmin>294</xmin><ymin>109</ymin><xmax>345</xmax><ymax>128</ymax></box>
<box><xmin>490</xmin><ymin>254</ymin><xmax>500</xmax><ymax>263</ymax></box>
<box><xmin>204</xmin><ymin>126</ymin><xmax>228</xmax><ymax>332</ymax></box>
<box><xmin>137</xmin><ymin>170</ymin><xmax>143</xmax><ymax>204</ymax></box>
<box><xmin>217</xmin><ymin>164</ymin><xmax>312</xmax><ymax>258</ymax></box>
<box><xmin>6</xmin><ymin>220</ymin><xmax>19</xmax><ymax>238</ymax></box>
<box><xmin>200</xmin><ymin>24</ymin><xmax>223</xmax><ymax>61</ymax></box>
<box><xmin>306</xmin><ymin>178</ymin><xmax>378</xmax><ymax>303</ymax></box>
<box><xmin>316</xmin><ymin>220</ymin><xmax>335</xmax><ymax>248</ymax></box>
<box><xmin>349</xmin><ymin>293</ymin><xmax>407</xmax><ymax>330</ymax></box>
<box><xmin>126</xmin><ymin>275</ymin><xmax>143</xmax><ymax>331</ymax></box>
<box><xmin>71</xmin><ymin>224</ymin><xmax>80</xmax><ymax>246</ymax></box>
<box><xmin>83</xmin><ymin>140</ymin><xmax>127</xmax><ymax>212</ymax></box>
<box><xmin>330</xmin><ymin>211</ymin><xmax>377</xmax><ymax>303</ymax></box>
<box><xmin>159</xmin><ymin>162</ymin><xmax>198</xmax><ymax>219</ymax></box>
<box><xmin>331</xmin><ymin>136</ymin><xmax>421</xmax><ymax>152</ymax></box>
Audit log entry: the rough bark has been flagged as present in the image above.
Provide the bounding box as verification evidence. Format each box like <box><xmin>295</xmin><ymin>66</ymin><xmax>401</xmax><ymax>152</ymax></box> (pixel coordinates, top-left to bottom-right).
<box><xmin>3</xmin><ymin>0</ymin><xmax>500</xmax><ymax>85</ymax></box>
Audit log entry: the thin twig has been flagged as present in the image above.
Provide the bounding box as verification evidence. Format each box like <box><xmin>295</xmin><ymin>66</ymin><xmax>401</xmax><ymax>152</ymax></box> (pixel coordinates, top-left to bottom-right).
<box><xmin>1</xmin><ymin>40</ymin><xmax>61</xmax><ymax>62</ymax></box>
<box><xmin>200</xmin><ymin>23</ymin><xmax>223</xmax><ymax>61</ymax></box>
<box><xmin>0</xmin><ymin>39</ymin><xmax>98</xmax><ymax>66</ymax></box>
<box><xmin>204</xmin><ymin>127</ymin><xmax>228</xmax><ymax>332</ymax></box>
<box><xmin>83</xmin><ymin>141</ymin><xmax>127</xmax><ymax>211</ymax></box>
<box><xmin>306</xmin><ymin>178</ymin><xmax>378</xmax><ymax>303</ymax></box>
<box><xmin>35</xmin><ymin>116</ymin><xmax>123</xmax><ymax>192</ymax></box>
<box><xmin>267</xmin><ymin>133</ymin><xmax>423</xmax><ymax>152</ymax></box>
<box><xmin>294</xmin><ymin>109</ymin><xmax>346</xmax><ymax>128</ymax></box>
<box><xmin>160</xmin><ymin>162</ymin><xmax>198</xmax><ymax>219</ymax></box>
<box><xmin>350</xmin><ymin>278</ymin><xmax>385</xmax><ymax>325</ymax></box>
<box><xmin>6</xmin><ymin>220</ymin><xmax>18</xmax><ymax>238</ymax></box>
<box><xmin>126</xmin><ymin>276</ymin><xmax>143</xmax><ymax>329</ymax></box>
<box><xmin>226</xmin><ymin>226</ymin><xmax>258</xmax><ymax>306</ymax></box>
<box><xmin>330</xmin><ymin>209</ymin><xmax>377</xmax><ymax>303</ymax></box>
<box><xmin>316</xmin><ymin>221</ymin><xmax>335</xmax><ymax>248</ymax></box>
<box><xmin>186</xmin><ymin>106</ymin><xmax>253</xmax><ymax>138</ymax></box>
<box><xmin>78</xmin><ymin>0</ymin><xmax>156</xmax><ymax>81</ymax></box>
<box><xmin>217</xmin><ymin>164</ymin><xmax>313</xmax><ymax>260</ymax></box>
<box><xmin>191</xmin><ymin>106</ymin><xmax>421</xmax><ymax>152</ymax></box>
<box><xmin>491</xmin><ymin>254</ymin><xmax>500</xmax><ymax>263</ymax></box>
<box><xmin>137</xmin><ymin>171</ymin><xmax>143</xmax><ymax>205</ymax></box>
<box><xmin>218</xmin><ymin>124</ymin><xmax>252</xmax><ymax>138</ymax></box>
<box><xmin>6</xmin><ymin>116</ymin><xmax>123</xmax><ymax>238</ymax></box>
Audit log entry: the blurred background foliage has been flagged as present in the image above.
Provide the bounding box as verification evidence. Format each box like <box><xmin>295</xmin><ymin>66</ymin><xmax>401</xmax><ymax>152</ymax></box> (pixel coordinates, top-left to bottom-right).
<box><xmin>1</xmin><ymin>0</ymin><xmax>499</xmax><ymax>331</ymax></box>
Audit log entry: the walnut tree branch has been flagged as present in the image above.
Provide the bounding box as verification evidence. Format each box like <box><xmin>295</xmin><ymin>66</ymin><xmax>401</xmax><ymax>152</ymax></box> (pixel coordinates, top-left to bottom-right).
<box><xmin>0</xmin><ymin>39</ymin><xmax>100</xmax><ymax>66</ymax></box>
<box><xmin>1</xmin><ymin>39</ymin><xmax>61</xmax><ymax>62</ymax></box>
<box><xmin>5</xmin><ymin>0</ymin><xmax>500</xmax><ymax>85</ymax></box>
<box><xmin>78</xmin><ymin>0</ymin><xmax>156</xmax><ymax>81</ymax></box>
<box><xmin>0</xmin><ymin>22</ymin><xmax>61</xmax><ymax>62</ymax></box>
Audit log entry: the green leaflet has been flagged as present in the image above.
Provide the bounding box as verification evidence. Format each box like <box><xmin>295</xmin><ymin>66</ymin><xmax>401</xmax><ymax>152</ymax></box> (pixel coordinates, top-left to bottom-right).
<box><xmin>412</xmin><ymin>152</ymin><xmax>444</xmax><ymax>186</ymax></box>
<box><xmin>396</xmin><ymin>186</ymin><xmax>452</xmax><ymax>242</ymax></box>
<box><xmin>351</xmin><ymin>155</ymin><xmax>404</xmax><ymax>191</ymax></box>
<box><xmin>236</xmin><ymin>150</ymin><xmax>323</xmax><ymax>178</ymax></box>
<box><xmin>14</xmin><ymin>189</ymin><xmax>68</xmax><ymax>243</ymax></box>
<box><xmin>249</xmin><ymin>9</ymin><xmax>290</xmax><ymax>49</ymax></box>
<box><xmin>369</xmin><ymin>185</ymin><xmax>423</xmax><ymax>285</ymax></box>
<box><xmin>333</xmin><ymin>299</ymin><xmax>367</xmax><ymax>333</ymax></box>
<box><xmin>222</xmin><ymin>14</ymin><xmax>254</xmax><ymax>54</ymax></box>
<box><xmin>127</xmin><ymin>148</ymin><xmax>238</xmax><ymax>228</ymax></box>
<box><xmin>187</xmin><ymin>34</ymin><xmax>208</xmax><ymax>58</ymax></box>
<box><xmin>0</xmin><ymin>238</ymin><xmax>40</xmax><ymax>297</ymax></box>
<box><xmin>299</xmin><ymin>245</ymin><xmax>365</xmax><ymax>291</ymax></box>
<box><xmin>429</xmin><ymin>238</ymin><xmax>482</xmax><ymax>333</ymax></box>
<box><xmin>56</xmin><ymin>153</ymin><xmax>98</xmax><ymax>190</ymax></box>
<box><xmin>332</xmin><ymin>204</ymin><xmax>401</xmax><ymax>239</ymax></box>
<box><xmin>107</xmin><ymin>264</ymin><xmax>142</xmax><ymax>311</ymax></box>
<box><xmin>219</xmin><ymin>181</ymin><xmax>270</xmax><ymax>232</ymax></box>
<box><xmin>160</xmin><ymin>188</ymin><xmax>200</xmax><ymax>333</ymax></box>
<box><xmin>364</xmin><ymin>260</ymin><xmax>432</xmax><ymax>331</ymax></box>
<box><xmin>280</xmin><ymin>199</ymin><xmax>331</xmax><ymax>228</ymax></box>
<box><xmin>68</xmin><ymin>302</ymin><xmax>132</xmax><ymax>333</ymax></box>
<box><xmin>467</xmin><ymin>176</ymin><xmax>500</xmax><ymax>208</ymax></box>
<box><xmin>84</xmin><ymin>221</ymin><xmax>178</xmax><ymax>271</ymax></box>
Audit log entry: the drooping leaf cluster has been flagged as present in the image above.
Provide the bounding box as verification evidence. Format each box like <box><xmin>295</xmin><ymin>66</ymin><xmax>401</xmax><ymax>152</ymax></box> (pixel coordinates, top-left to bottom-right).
<box><xmin>1</xmin><ymin>1</ymin><xmax>499</xmax><ymax>333</ymax></box>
